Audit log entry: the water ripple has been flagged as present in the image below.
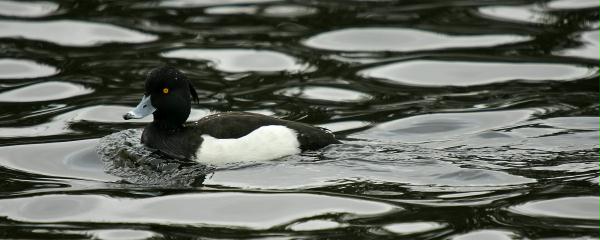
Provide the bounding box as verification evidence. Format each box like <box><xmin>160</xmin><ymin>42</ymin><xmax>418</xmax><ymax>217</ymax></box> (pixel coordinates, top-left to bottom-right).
<box><xmin>358</xmin><ymin>60</ymin><xmax>596</xmax><ymax>87</ymax></box>
<box><xmin>477</xmin><ymin>4</ymin><xmax>556</xmax><ymax>24</ymax></box>
<box><xmin>303</xmin><ymin>28</ymin><xmax>531</xmax><ymax>52</ymax></box>
<box><xmin>0</xmin><ymin>0</ymin><xmax>59</xmax><ymax>18</ymax></box>
<box><xmin>0</xmin><ymin>20</ymin><xmax>158</xmax><ymax>47</ymax></box>
<box><xmin>508</xmin><ymin>196</ymin><xmax>600</xmax><ymax>220</ymax></box>
<box><xmin>0</xmin><ymin>59</ymin><xmax>58</xmax><ymax>79</ymax></box>
<box><xmin>547</xmin><ymin>0</ymin><xmax>599</xmax><ymax>10</ymax></box>
<box><xmin>0</xmin><ymin>192</ymin><xmax>399</xmax><ymax>230</ymax></box>
<box><xmin>354</xmin><ymin>110</ymin><xmax>535</xmax><ymax>142</ymax></box>
<box><xmin>162</xmin><ymin>48</ymin><xmax>311</xmax><ymax>73</ymax></box>
<box><xmin>557</xmin><ymin>30</ymin><xmax>599</xmax><ymax>60</ymax></box>
<box><xmin>0</xmin><ymin>81</ymin><xmax>92</xmax><ymax>102</ymax></box>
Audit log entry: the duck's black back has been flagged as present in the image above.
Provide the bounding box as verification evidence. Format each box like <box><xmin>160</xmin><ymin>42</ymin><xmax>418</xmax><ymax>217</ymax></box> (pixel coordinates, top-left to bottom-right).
<box><xmin>191</xmin><ymin>112</ymin><xmax>340</xmax><ymax>151</ymax></box>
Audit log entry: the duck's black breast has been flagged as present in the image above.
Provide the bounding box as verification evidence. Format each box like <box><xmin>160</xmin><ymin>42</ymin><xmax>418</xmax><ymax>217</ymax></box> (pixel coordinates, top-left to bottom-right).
<box><xmin>141</xmin><ymin>123</ymin><xmax>203</xmax><ymax>160</ymax></box>
<box><xmin>141</xmin><ymin>112</ymin><xmax>340</xmax><ymax>160</ymax></box>
<box><xmin>190</xmin><ymin>112</ymin><xmax>340</xmax><ymax>151</ymax></box>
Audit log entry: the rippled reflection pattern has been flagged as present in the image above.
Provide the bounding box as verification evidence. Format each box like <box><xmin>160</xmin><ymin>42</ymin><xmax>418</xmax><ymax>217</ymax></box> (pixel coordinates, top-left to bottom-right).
<box><xmin>0</xmin><ymin>0</ymin><xmax>597</xmax><ymax>239</ymax></box>
<box><xmin>303</xmin><ymin>28</ymin><xmax>531</xmax><ymax>52</ymax></box>
<box><xmin>0</xmin><ymin>59</ymin><xmax>58</xmax><ymax>79</ymax></box>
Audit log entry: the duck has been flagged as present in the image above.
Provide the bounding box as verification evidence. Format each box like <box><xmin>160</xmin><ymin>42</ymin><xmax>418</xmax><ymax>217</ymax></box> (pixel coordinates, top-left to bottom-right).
<box><xmin>122</xmin><ymin>66</ymin><xmax>340</xmax><ymax>164</ymax></box>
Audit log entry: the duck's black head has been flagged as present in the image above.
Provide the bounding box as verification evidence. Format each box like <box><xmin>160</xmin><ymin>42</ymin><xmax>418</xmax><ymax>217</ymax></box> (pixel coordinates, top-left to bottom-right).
<box><xmin>123</xmin><ymin>66</ymin><xmax>199</xmax><ymax>129</ymax></box>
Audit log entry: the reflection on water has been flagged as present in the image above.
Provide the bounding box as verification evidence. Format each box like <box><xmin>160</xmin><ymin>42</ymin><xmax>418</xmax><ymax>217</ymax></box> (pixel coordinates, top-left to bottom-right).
<box><xmin>0</xmin><ymin>0</ymin><xmax>597</xmax><ymax>238</ymax></box>
<box><xmin>383</xmin><ymin>222</ymin><xmax>446</xmax><ymax>235</ymax></box>
<box><xmin>162</xmin><ymin>49</ymin><xmax>310</xmax><ymax>73</ymax></box>
<box><xmin>359</xmin><ymin>60</ymin><xmax>595</xmax><ymax>87</ymax></box>
<box><xmin>0</xmin><ymin>139</ymin><xmax>117</xmax><ymax>181</ymax></box>
<box><xmin>356</xmin><ymin>110</ymin><xmax>534</xmax><ymax>142</ymax></box>
<box><xmin>287</xmin><ymin>219</ymin><xmax>346</xmax><ymax>231</ymax></box>
<box><xmin>478</xmin><ymin>4</ymin><xmax>556</xmax><ymax>24</ymax></box>
<box><xmin>451</xmin><ymin>229</ymin><xmax>518</xmax><ymax>240</ymax></box>
<box><xmin>0</xmin><ymin>81</ymin><xmax>92</xmax><ymax>102</ymax></box>
<box><xmin>0</xmin><ymin>20</ymin><xmax>157</xmax><ymax>47</ymax></box>
<box><xmin>0</xmin><ymin>192</ymin><xmax>398</xmax><ymax>229</ymax></box>
<box><xmin>275</xmin><ymin>86</ymin><xmax>373</xmax><ymax>102</ymax></box>
<box><xmin>0</xmin><ymin>0</ymin><xmax>58</xmax><ymax>18</ymax></box>
<box><xmin>0</xmin><ymin>59</ymin><xmax>58</xmax><ymax>79</ymax></box>
<box><xmin>89</xmin><ymin>229</ymin><xmax>161</xmax><ymax>240</ymax></box>
<box><xmin>546</xmin><ymin>0</ymin><xmax>599</xmax><ymax>10</ymax></box>
<box><xmin>558</xmin><ymin>30</ymin><xmax>600</xmax><ymax>60</ymax></box>
<box><xmin>149</xmin><ymin>0</ymin><xmax>279</xmax><ymax>8</ymax></box>
<box><xmin>303</xmin><ymin>28</ymin><xmax>530</xmax><ymax>52</ymax></box>
<box><xmin>509</xmin><ymin>196</ymin><xmax>600</xmax><ymax>220</ymax></box>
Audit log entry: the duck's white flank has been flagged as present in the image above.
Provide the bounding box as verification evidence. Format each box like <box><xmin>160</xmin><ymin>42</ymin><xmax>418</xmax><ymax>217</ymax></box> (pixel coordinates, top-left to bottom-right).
<box><xmin>195</xmin><ymin>125</ymin><xmax>301</xmax><ymax>165</ymax></box>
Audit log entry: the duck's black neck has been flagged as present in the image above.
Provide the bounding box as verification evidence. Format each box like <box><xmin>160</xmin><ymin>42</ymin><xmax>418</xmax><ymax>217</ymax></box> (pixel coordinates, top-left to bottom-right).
<box><xmin>151</xmin><ymin>120</ymin><xmax>183</xmax><ymax>131</ymax></box>
<box><xmin>151</xmin><ymin>114</ymin><xmax>186</xmax><ymax>132</ymax></box>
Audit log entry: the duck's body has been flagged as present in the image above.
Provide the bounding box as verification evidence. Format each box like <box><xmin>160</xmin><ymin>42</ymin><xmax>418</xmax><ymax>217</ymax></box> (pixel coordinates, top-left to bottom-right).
<box><xmin>142</xmin><ymin>112</ymin><xmax>339</xmax><ymax>163</ymax></box>
<box><xmin>124</xmin><ymin>66</ymin><xmax>340</xmax><ymax>163</ymax></box>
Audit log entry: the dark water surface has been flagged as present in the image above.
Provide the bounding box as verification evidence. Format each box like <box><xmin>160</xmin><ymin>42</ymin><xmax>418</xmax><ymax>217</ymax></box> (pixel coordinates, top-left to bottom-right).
<box><xmin>0</xmin><ymin>0</ymin><xmax>598</xmax><ymax>239</ymax></box>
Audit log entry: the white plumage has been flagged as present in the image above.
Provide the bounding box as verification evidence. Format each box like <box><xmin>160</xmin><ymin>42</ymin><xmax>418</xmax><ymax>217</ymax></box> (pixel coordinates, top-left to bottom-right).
<box><xmin>195</xmin><ymin>125</ymin><xmax>301</xmax><ymax>165</ymax></box>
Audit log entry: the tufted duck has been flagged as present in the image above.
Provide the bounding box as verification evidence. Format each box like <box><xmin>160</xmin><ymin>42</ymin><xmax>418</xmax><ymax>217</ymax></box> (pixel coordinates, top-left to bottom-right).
<box><xmin>122</xmin><ymin>66</ymin><xmax>340</xmax><ymax>164</ymax></box>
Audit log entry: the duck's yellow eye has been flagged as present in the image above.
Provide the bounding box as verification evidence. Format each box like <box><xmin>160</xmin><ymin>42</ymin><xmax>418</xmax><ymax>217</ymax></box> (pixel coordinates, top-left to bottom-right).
<box><xmin>162</xmin><ymin>88</ymin><xmax>169</xmax><ymax>94</ymax></box>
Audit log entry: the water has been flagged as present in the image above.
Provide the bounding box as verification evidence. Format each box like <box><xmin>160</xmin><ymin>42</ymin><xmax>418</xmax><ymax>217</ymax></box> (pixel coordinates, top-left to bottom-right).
<box><xmin>0</xmin><ymin>0</ymin><xmax>598</xmax><ymax>239</ymax></box>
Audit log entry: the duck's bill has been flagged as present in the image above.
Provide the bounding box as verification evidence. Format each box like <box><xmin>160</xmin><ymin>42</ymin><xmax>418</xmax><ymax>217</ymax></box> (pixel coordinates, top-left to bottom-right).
<box><xmin>123</xmin><ymin>95</ymin><xmax>156</xmax><ymax>120</ymax></box>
